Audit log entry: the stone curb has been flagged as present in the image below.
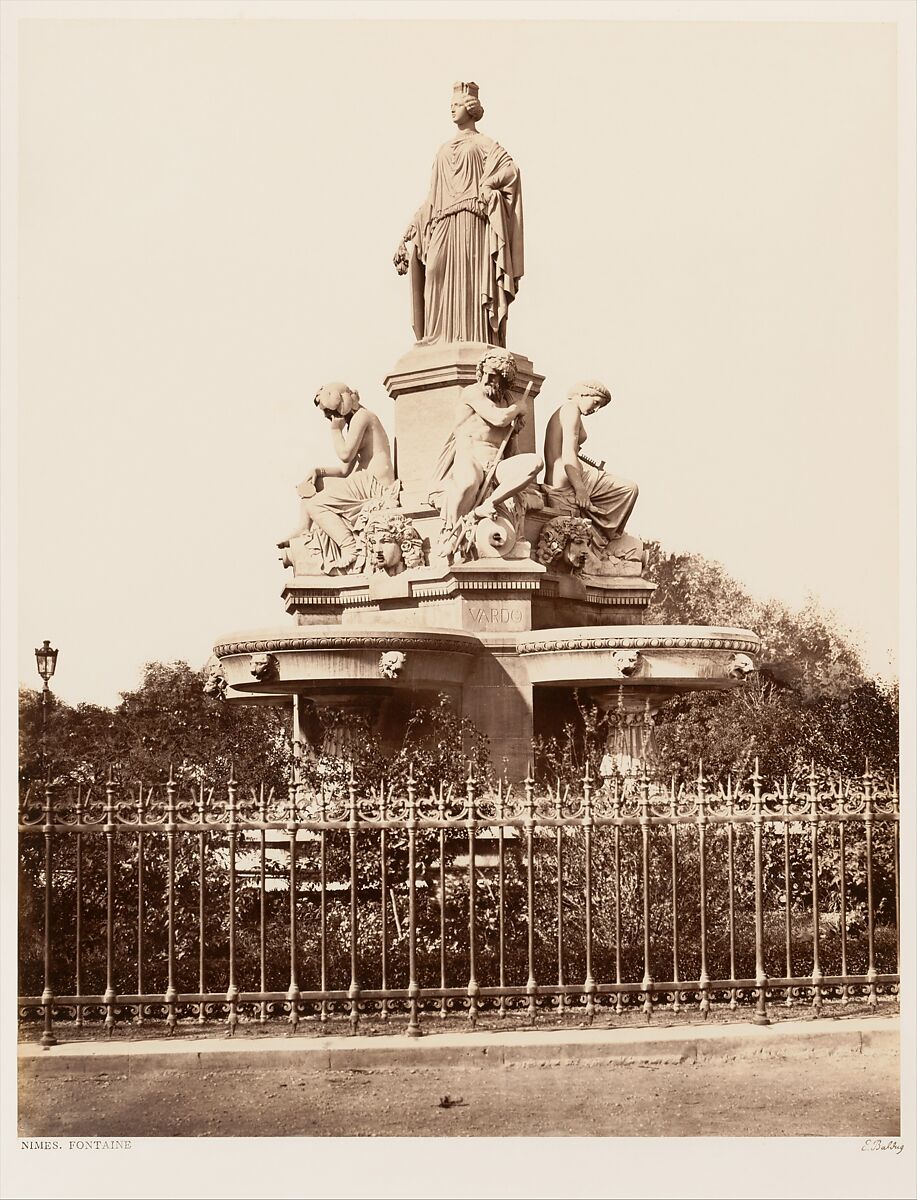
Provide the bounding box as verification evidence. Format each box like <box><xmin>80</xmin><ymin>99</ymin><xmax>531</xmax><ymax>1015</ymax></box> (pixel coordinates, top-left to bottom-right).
<box><xmin>18</xmin><ymin>1017</ymin><xmax>898</xmax><ymax>1080</ymax></box>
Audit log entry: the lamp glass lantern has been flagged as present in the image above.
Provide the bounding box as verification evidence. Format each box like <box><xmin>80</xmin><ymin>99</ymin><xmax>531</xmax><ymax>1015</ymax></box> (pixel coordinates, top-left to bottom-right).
<box><xmin>35</xmin><ymin>640</ymin><xmax>59</xmax><ymax>685</ymax></box>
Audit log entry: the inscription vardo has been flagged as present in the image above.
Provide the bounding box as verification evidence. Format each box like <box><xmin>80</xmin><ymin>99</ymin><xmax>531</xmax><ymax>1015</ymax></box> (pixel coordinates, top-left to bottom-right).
<box><xmin>468</xmin><ymin>605</ymin><xmax>525</xmax><ymax>625</ymax></box>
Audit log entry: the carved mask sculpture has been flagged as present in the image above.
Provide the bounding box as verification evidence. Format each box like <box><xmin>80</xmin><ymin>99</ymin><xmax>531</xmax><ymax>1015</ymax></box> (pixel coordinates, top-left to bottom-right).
<box><xmin>369</xmin><ymin>532</ymin><xmax>403</xmax><ymax>575</ymax></box>
<box><xmin>363</xmin><ymin>512</ymin><xmax>425</xmax><ymax>575</ymax></box>
<box><xmin>536</xmin><ymin>516</ymin><xmax>595</xmax><ymax>575</ymax></box>
<box><xmin>563</xmin><ymin>536</ymin><xmax>591</xmax><ymax>573</ymax></box>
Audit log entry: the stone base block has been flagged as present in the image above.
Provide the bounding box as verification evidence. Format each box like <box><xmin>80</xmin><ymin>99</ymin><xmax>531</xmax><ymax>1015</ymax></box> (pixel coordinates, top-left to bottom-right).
<box><xmin>383</xmin><ymin>341</ymin><xmax>544</xmax><ymax>502</ymax></box>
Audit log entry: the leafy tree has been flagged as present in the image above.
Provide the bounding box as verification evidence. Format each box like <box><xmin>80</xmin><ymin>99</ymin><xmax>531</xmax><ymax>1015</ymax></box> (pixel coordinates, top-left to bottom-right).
<box><xmin>580</xmin><ymin>545</ymin><xmax>899</xmax><ymax>784</ymax></box>
<box><xmin>19</xmin><ymin>661</ymin><xmax>293</xmax><ymax>793</ymax></box>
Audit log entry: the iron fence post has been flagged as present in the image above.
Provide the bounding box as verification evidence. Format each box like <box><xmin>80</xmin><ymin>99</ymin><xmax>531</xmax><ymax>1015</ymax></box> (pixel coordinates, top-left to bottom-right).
<box><xmin>807</xmin><ymin>763</ymin><xmax>823</xmax><ymax>1016</ymax></box>
<box><xmin>379</xmin><ymin>780</ymin><xmax>389</xmax><ymax>1024</ymax></box>
<box><xmin>40</xmin><ymin>777</ymin><xmax>56</xmax><ymax>1049</ymax></box>
<box><xmin>198</xmin><ymin>783</ymin><xmax>207</xmax><ymax>1026</ymax></box>
<box><xmin>863</xmin><ymin>763</ymin><xmax>878</xmax><ymax>1009</ymax></box>
<box><xmin>103</xmin><ymin>768</ymin><xmax>116</xmax><ymax>1039</ymax></box>
<box><xmin>348</xmin><ymin>766</ymin><xmax>361</xmax><ymax>1035</ymax></box>
<box><xmin>669</xmin><ymin>779</ymin><xmax>682</xmax><ymax>1014</ymax></box>
<box><xmin>165</xmin><ymin>767</ymin><xmax>178</xmax><ymax>1034</ymax></box>
<box><xmin>226</xmin><ymin>768</ymin><xmax>239</xmax><ymax>1036</ymax></box>
<box><xmin>640</xmin><ymin>764</ymin><xmax>654</xmax><ymax>1019</ymax></box>
<box><xmin>726</xmin><ymin>779</ymin><xmax>737</xmax><ymax>1010</ymax></box>
<box><xmin>782</xmin><ymin>784</ymin><xmax>793</xmax><ymax>1007</ymax></box>
<box><xmin>465</xmin><ymin>766</ymin><xmax>479</xmax><ymax>1028</ymax></box>
<box><xmin>525</xmin><ymin>765</ymin><xmax>538</xmax><ymax>1023</ymax></box>
<box><xmin>287</xmin><ymin>771</ymin><xmax>301</xmax><ymax>1034</ymax></box>
<box><xmin>75</xmin><ymin>786</ymin><xmax>84</xmax><ymax>1030</ymax></box>
<box><xmin>752</xmin><ymin>759</ymin><xmax>770</xmax><ymax>1025</ymax></box>
<box><xmin>582</xmin><ymin>761</ymin><xmax>596</xmax><ymax>1025</ymax></box>
<box><xmin>406</xmin><ymin>763</ymin><xmax>422</xmax><ymax>1037</ymax></box>
<box><xmin>696</xmin><ymin>764</ymin><xmax>710</xmax><ymax>1017</ymax></box>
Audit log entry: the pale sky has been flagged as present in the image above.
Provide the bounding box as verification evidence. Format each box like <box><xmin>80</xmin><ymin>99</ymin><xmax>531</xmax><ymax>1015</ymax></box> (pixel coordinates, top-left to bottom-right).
<box><xmin>13</xmin><ymin>14</ymin><xmax>903</xmax><ymax>705</ymax></box>
<box><xmin>2</xmin><ymin>7</ymin><xmax>916</xmax><ymax>1200</ymax></box>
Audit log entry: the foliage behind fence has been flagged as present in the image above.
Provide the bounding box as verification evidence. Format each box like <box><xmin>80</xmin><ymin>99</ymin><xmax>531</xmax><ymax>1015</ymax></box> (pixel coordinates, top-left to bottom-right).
<box><xmin>19</xmin><ymin>762</ymin><xmax>898</xmax><ymax>1043</ymax></box>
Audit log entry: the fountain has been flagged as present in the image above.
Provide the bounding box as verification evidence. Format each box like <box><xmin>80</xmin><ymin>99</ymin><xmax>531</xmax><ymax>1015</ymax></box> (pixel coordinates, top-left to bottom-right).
<box><xmin>212</xmin><ymin>80</ymin><xmax>760</xmax><ymax>779</ymax></box>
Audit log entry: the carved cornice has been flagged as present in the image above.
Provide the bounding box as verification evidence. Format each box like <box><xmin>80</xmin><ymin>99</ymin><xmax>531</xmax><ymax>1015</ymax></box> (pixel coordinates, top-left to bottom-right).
<box><xmin>215</xmin><ymin>632</ymin><xmax>482</xmax><ymax>657</ymax></box>
<box><xmin>517</xmin><ymin>634</ymin><xmax>761</xmax><ymax>655</ymax></box>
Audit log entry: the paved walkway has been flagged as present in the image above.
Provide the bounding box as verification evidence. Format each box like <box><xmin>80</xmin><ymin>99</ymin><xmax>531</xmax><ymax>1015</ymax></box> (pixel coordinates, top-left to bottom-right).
<box><xmin>19</xmin><ymin>1013</ymin><xmax>899</xmax><ymax>1078</ymax></box>
<box><xmin>13</xmin><ymin>1016</ymin><xmax>908</xmax><ymax>1200</ymax></box>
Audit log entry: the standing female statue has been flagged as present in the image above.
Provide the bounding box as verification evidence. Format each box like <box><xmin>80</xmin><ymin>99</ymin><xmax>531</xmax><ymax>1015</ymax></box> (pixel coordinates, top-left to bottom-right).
<box><xmin>394</xmin><ymin>82</ymin><xmax>524</xmax><ymax>347</ymax></box>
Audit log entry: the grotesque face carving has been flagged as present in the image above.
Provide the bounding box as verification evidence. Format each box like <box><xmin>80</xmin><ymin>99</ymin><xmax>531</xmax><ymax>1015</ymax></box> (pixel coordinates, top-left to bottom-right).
<box><xmin>611</xmin><ymin>649</ymin><xmax>640</xmax><ymax>677</ymax></box>
<box><xmin>379</xmin><ymin>651</ymin><xmax>407</xmax><ymax>679</ymax></box>
<box><xmin>727</xmin><ymin>653</ymin><xmax>755</xmax><ymax>681</ymax></box>
<box><xmin>250</xmin><ymin>652</ymin><xmax>278</xmax><ymax>681</ymax></box>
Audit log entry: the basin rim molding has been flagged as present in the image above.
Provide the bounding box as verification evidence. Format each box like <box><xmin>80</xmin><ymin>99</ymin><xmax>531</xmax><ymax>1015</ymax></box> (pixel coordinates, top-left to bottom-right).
<box><xmin>515</xmin><ymin>625</ymin><xmax>761</xmax><ymax>655</ymax></box>
<box><xmin>213</xmin><ymin>625</ymin><xmax>484</xmax><ymax>658</ymax></box>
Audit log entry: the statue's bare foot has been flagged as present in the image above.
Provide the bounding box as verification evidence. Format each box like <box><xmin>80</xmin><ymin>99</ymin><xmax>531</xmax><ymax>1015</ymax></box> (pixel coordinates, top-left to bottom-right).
<box><xmin>473</xmin><ymin>499</ymin><xmax>497</xmax><ymax>520</ymax></box>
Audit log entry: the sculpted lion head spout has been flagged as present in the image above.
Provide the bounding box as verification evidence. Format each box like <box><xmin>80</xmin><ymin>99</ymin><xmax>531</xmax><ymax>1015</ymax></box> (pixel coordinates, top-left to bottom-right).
<box><xmin>379</xmin><ymin>651</ymin><xmax>407</xmax><ymax>679</ymax></box>
<box><xmin>727</xmin><ymin>653</ymin><xmax>756</xmax><ymax>681</ymax></box>
<box><xmin>249</xmin><ymin>652</ymin><xmax>278</xmax><ymax>682</ymax></box>
<box><xmin>535</xmin><ymin>516</ymin><xmax>595</xmax><ymax>574</ymax></box>
<box><xmin>363</xmin><ymin>511</ymin><xmax>425</xmax><ymax>576</ymax></box>
<box><xmin>611</xmin><ymin>649</ymin><xmax>640</xmax><ymax>677</ymax></box>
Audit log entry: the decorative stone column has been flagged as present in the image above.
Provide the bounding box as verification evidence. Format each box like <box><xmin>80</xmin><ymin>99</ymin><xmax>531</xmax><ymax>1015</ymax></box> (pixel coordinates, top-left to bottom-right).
<box><xmin>294</xmin><ymin>692</ymin><xmax>385</xmax><ymax>761</ymax></box>
<box><xmin>589</xmin><ymin>686</ymin><xmax>670</xmax><ymax>778</ymax></box>
<box><xmin>383</xmin><ymin>342</ymin><xmax>544</xmax><ymax>509</ymax></box>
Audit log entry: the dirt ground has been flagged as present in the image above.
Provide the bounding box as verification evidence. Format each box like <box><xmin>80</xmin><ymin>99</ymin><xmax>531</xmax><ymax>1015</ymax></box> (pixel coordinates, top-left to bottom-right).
<box><xmin>18</xmin><ymin>1049</ymin><xmax>899</xmax><ymax>1138</ymax></box>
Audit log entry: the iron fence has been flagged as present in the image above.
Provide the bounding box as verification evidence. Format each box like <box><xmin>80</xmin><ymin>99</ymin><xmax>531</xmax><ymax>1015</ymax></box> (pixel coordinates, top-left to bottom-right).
<box><xmin>18</xmin><ymin>763</ymin><xmax>899</xmax><ymax>1044</ymax></box>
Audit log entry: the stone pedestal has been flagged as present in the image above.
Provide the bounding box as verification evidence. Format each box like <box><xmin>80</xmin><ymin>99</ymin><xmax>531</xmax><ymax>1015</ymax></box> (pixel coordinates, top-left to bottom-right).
<box><xmin>589</xmin><ymin>686</ymin><xmax>668</xmax><ymax>776</ymax></box>
<box><xmin>383</xmin><ymin>342</ymin><xmax>544</xmax><ymax>507</ymax></box>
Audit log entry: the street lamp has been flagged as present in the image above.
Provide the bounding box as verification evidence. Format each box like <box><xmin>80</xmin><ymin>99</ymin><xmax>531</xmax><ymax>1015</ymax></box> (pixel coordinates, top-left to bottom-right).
<box><xmin>34</xmin><ymin>639</ymin><xmax>58</xmax><ymax>774</ymax></box>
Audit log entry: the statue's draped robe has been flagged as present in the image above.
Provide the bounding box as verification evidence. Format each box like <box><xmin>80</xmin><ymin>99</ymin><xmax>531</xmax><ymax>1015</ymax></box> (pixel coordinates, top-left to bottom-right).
<box><xmin>542</xmin><ymin>463</ymin><xmax>643</xmax><ymax>560</ymax></box>
<box><xmin>413</xmin><ymin>133</ymin><xmax>523</xmax><ymax>346</ymax></box>
<box><xmin>306</xmin><ymin>472</ymin><xmax>400</xmax><ymax>574</ymax></box>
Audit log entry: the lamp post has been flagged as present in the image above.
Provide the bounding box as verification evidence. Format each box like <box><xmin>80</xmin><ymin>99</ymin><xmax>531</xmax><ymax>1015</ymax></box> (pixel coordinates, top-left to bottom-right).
<box><xmin>34</xmin><ymin>640</ymin><xmax>59</xmax><ymax>776</ymax></box>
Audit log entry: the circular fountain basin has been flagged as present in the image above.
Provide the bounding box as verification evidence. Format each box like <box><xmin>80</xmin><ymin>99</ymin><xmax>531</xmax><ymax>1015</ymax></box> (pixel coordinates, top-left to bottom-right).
<box><xmin>213</xmin><ymin>624</ymin><xmax>482</xmax><ymax>696</ymax></box>
<box><xmin>515</xmin><ymin>625</ymin><xmax>761</xmax><ymax>692</ymax></box>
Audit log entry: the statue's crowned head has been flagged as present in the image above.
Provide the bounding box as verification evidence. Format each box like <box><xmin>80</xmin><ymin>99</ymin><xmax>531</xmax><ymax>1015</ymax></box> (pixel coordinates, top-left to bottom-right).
<box><xmin>451</xmin><ymin>80</ymin><xmax>484</xmax><ymax>123</ymax></box>
<box><xmin>314</xmin><ymin>381</ymin><xmax>360</xmax><ymax>422</ymax></box>
<box><xmin>569</xmin><ymin>380</ymin><xmax>612</xmax><ymax>415</ymax></box>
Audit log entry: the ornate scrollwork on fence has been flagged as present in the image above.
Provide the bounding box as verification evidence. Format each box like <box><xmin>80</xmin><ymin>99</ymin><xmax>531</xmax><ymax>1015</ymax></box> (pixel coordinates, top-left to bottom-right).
<box><xmin>17</xmin><ymin>762</ymin><xmax>898</xmax><ymax>1043</ymax></box>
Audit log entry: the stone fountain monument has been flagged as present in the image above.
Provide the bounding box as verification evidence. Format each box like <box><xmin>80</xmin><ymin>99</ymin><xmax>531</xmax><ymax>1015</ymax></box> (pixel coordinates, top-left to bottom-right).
<box><xmin>211</xmin><ymin>81</ymin><xmax>760</xmax><ymax>780</ymax></box>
